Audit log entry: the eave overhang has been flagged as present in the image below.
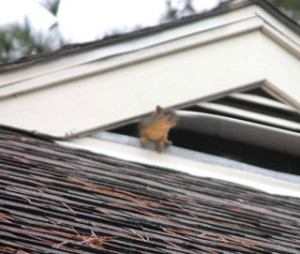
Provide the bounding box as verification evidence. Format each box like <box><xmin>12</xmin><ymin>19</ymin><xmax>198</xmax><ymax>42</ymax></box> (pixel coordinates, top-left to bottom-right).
<box><xmin>0</xmin><ymin>2</ymin><xmax>299</xmax><ymax>139</ymax></box>
<box><xmin>58</xmin><ymin>134</ymin><xmax>300</xmax><ymax>198</ymax></box>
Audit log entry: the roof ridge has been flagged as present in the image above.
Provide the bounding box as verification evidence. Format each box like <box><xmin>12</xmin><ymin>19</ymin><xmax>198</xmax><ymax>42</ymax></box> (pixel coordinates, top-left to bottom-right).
<box><xmin>0</xmin><ymin>0</ymin><xmax>298</xmax><ymax>72</ymax></box>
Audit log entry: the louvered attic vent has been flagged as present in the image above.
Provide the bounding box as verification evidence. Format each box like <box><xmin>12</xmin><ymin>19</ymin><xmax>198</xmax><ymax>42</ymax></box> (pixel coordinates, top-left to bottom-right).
<box><xmin>194</xmin><ymin>88</ymin><xmax>300</xmax><ymax>132</ymax></box>
<box><xmin>93</xmin><ymin>87</ymin><xmax>300</xmax><ymax>176</ymax></box>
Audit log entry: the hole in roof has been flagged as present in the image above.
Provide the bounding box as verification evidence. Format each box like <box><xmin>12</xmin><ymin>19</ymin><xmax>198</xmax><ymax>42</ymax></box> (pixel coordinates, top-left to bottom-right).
<box><xmin>94</xmin><ymin>87</ymin><xmax>300</xmax><ymax>176</ymax></box>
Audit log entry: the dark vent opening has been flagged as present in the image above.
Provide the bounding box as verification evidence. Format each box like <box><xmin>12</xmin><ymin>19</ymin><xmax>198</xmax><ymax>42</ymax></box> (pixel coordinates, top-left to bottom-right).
<box><xmin>110</xmin><ymin>123</ymin><xmax>300</xmax><ymax>176</ymax></box>
<box><xmin>112</xmin><ymin>123</ymin><xmax>139</xmax><ymax>137</ymax></box>
<box><xmin>107</xmin><ymin>87</ymin><xmax>299</xmax><ymax>176</ymax></box>
<box><xmin>169</xmin><ymin>129</ymin><xmax>300</xmax><ymax>175</ymax></box>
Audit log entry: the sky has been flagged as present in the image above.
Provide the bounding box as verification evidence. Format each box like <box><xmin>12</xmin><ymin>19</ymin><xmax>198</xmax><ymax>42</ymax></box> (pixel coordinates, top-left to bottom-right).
<box><xmin>0</xmin><ymin>0</ymin><xmax>220</xmax><ymax>43</ymax></box>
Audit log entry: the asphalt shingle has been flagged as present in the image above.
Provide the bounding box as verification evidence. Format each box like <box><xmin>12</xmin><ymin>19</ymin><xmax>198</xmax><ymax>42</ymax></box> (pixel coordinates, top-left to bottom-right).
<box><xmin>0</xmin><ymin>127</ymin><xmax>299</xmax><ymax>253</ymax></box>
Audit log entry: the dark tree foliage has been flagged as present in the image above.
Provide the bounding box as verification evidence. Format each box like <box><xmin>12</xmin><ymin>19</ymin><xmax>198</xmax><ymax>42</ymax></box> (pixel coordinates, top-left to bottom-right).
<box><xmin>161</xmin><ymin>0</ymin><xmax>196</xmax><ymax>22</ymax></box>
<box><xmin>270</xmin><ymin>0</ymin><xmax>300</xmax><ymax>22</ymax></box>
<box><xmin>0</xmin><ymin>18</ymin><xmax>59</xmax><ymax>63</ymax></box>
<box><xmin>0</xmin><ymin>0</ymin><xmax>299</xmax><ymax>63</ymax></box>
<box><xmin>40</xmin><ymin>0</ymin><xmax>61</xmax><ymax>16</ymax></box>
<box><xmin>161</xmin><ymin>0</ymin><xmax>300</xmax><ymax>23</ymax></box>
<box><xmin>271</xmin><ymin>0</ymin><xmax>300</xmax><ymax>11</ymax></box>
<box><xmin>0</xmin><ymin>0</ymin><xmax>63</xmax><ymax>64</ymax></box>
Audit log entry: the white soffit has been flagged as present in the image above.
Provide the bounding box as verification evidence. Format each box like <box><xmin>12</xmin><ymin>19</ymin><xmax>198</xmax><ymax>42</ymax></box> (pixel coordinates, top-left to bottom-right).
<box><xmin>0</xmin><ymin>4</ymin><xmax>299</xmax><ymax>138</ymax></box>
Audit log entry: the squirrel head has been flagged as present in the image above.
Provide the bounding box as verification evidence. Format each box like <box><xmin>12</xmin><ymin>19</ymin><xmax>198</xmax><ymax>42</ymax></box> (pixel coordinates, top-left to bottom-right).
<box><xmin>165</xmin><ymin>113</ymin><xmax>178</xmax><ymax>126</ymax></box>
<box><xmin>156</xmin><ymin>105</ymin><xmax>178</xmax><ymax>126</ymax></box>
<box><xmin>155</xmin><ymin>105</ymin><xmax>165</xmax><ymax>118</ymax></box>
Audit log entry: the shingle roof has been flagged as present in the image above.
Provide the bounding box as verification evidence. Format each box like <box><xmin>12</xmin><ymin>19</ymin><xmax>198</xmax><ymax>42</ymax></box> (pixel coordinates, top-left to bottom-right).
<box><xmin>0</xmin><ymin>0</ymin><xmax>298</xmax><ymax>72</ymax></box>
<box><xmin>1</xmin><ymin>127</ymin><xmax>299</xmax><ymax>253</ymax></box>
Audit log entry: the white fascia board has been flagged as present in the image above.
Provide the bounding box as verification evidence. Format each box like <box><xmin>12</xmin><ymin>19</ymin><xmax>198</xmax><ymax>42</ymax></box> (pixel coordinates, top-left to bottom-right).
<box><xmin>0</xmin><ymin>6</ymin><xmax>299</xmax><ymax>138</ymax></box>
<box><xmin>58</xmin><ymin>138</ymin><xmax>300</xmax><ymax>198</ymax></box>
<box><xmin>0</xmin><ymin>8</ymin><xmax>298</xmax><ymax>103</ymax></box>
<box><xmin>261</xmin><ymin>21</ymin><xmax>299</xmax><ymax>57</ymax></box>
<box><xmin>0</xmin><ymin>5</ymin><xmax>260</xmax><ymax>89</ymax></box>
<box><xmin>0</xmin><ymin>13</ymin><xmax>263</xmax><ymax>99</ymax></box>
<box><xmin>0</xmin><ymin>29</ymin><xmax>298</xmax><ymax>138</ymax></box>
<box><xmin>260</xmin><ymin>39</ymin><xmax>300</xmax><ymax>107</ymax></box>
<box><xmin>254</xmin><ymin>6</ymin><xmax>299</xmax><ymax>48</ymax></box>
<box><xmin>1</xmin><ymin>4</ymin><xmax>299</xmax><ymax>98</ymax></box>
<box><xmin>0</xmin><ymin>16</ymin><xmax>263</xmax><ymax>100</ymax></box>
<box><xmin>0</xmin><ymin>31</ymin><xmax>267</xmax><ymax>138</ymax></box>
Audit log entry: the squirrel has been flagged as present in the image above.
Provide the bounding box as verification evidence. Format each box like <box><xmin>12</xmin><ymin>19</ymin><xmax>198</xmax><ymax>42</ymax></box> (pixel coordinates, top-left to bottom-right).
<box><xmin>138</xmin><ymin>105</ymin><xmax>178</xmax><ymax>153</ymax></box>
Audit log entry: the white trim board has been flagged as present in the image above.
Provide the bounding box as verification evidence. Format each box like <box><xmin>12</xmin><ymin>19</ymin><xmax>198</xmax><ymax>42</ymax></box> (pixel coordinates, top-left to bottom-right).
<box><xmin>0</xmin><ymin>4</ymin><xmax>299</xmax><ymax>138</ymax></box>
<box><xmin>0</xmin><ymin>15</ymin><xmax>263</xmax><ymax>99</ymax></box>
<box><xmin>58</xmin><ymin>138</ymin><xmax>300</xmax><ymax>198</ymax></box>
<box><xmin>91</xmin><ymin>131</ymin><xmax>300</xmax><ymax>183</ymax></box>
<box><xmin>0</xmin><ymin>6</ymin><xmax>298</xmax><ymax>98</ymax></box>
<box><xmin>0</xmin><ymin>5</ymin><xmax>270</xmax><ymax>87</ymax></box>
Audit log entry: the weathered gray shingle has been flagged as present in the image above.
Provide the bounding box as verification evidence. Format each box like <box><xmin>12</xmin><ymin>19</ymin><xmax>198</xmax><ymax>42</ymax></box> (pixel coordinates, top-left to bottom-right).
<box><xmin>0</xmin><ymin>127</ymin><xmax>299</xmax><ymax>253</ymax></box>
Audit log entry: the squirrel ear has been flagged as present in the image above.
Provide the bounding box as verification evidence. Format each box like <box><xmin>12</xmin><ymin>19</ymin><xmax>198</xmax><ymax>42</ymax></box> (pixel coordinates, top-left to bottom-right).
<box><xmin>156</xmin><ymin>105</ymin><xmax>163</xmax><ymax>114</ymax></box>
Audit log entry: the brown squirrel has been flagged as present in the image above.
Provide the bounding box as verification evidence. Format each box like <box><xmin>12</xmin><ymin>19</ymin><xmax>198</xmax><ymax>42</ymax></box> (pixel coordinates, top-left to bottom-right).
<box><xmin>139</xmin><ymin>105</ymin><xmax>178</xmax><ymax>152</ymax></box>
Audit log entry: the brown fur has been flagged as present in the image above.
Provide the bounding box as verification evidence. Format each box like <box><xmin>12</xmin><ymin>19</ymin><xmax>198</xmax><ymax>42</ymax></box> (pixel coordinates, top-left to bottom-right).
<box><xmin>139</xmin><ymin>106</ymin><xmax>178</xmax><ymax>152</ymax></box>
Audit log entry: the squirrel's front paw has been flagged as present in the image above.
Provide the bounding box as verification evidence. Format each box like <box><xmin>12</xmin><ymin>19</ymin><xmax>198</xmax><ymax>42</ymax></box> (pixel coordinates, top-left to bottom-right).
<box><xmin>165</xmin><ymin>140</ymin><xmax>172</xmax><ymax>145</ymax></box>
<box><xmin>156</xmin><ymin>141</ymin><xmax>165</xmax><ymax>153</ymax></box>
<box><xmin>141</xmin><ymin>137</ymin><xmax>148</xmax><ymax>147</ymax></box>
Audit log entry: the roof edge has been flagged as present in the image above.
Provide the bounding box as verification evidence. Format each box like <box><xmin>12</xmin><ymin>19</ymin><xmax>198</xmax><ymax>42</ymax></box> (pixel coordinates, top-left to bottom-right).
<box><xmin>0</xmin><ymin>0</ymin><xmax>298</xmax><ymax>72</ymax></box>
<box><xmin>58</xmin><ymin>136</ymin><xmax>300</xmax><ymax>198</ymax></box>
